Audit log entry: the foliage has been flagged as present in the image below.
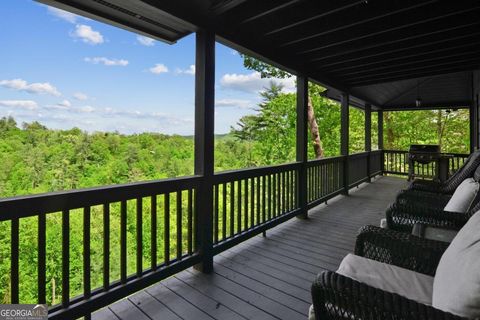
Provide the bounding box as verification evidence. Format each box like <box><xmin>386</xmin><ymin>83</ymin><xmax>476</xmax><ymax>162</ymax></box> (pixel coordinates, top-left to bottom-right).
<box><xmin>383</xmin><ymin>109</ymin><xmax>469</xmax><ymax>153</ymax></box>
<box><xmin>0</xmin><ymin>96</ymin><xmax>470</xmax><ymax>304</ymax></box>
<box><xmin>241</xmin><ymin>54</ymin><xmax>290</xmax><ymax>79</ymax></box>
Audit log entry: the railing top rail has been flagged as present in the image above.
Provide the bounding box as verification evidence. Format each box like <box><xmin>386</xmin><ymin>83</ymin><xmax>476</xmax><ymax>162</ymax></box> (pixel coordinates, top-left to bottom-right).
<box><xmin>213</xmin><ymin>162</ymin><xmax>300</xmax><ymax>183</ymax></box>
<box><xmin>383</xmin><ymin>149</ymin><xmax>469</xmax><ymax>157</ymax></box>
<box><xmin>348</xmin><ymin>151</ymin><xmax>371</xmax><ymax>158</ymax></box>
<box><xmin>383</xmin><ymin>149</ymin><xmax>409</xmax><ymax>153</ymax></box>
<box><xmin>307</xmin><ymin>151</ymin><xmax>375</xmax><ymax>166</ymax></box>
<box><xmin>0</xmin><ymin>175</ymin><xmax>202</xmax><ymax>221</ymax></box>
<box><xmin>307</xmin><ymin>155</ymin><xmax>345</xmax><ymax>166</ymax></box>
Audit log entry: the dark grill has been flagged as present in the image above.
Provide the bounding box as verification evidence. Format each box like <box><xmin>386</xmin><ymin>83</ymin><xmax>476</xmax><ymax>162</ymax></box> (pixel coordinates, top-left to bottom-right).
<box><xmin>408</xmin><ymin>144</ymin><xmax>441</xmax><ymax>164</ymax></box>
<box><xmin>408</xmin><ymin>144</ymin><xmax>441</xmax><ymax>180</ymax></box>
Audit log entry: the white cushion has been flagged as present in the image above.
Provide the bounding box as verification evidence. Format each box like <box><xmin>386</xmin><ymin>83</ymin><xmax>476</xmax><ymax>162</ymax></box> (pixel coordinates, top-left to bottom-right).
<box><xmin>444</xmin><ymin>178</ymin><xmax>479</xmax><ymax>213</ymax></box>
<box><xmin>308</xmin><ymin>305</ymin><xmax>315</xmax><ymax>320</ymax></box>
<box><xmin>423</xmin><ymin>227</ymin><xmax>457</xmax><ymax>243</ymax></box>
<box><xmin>337</xmin><ymin>253</ymin><xmax>434</xmax><ymax>306</ymax></box>
<box><xmin>433</xmin><ymin>210</ymin><xmax>480</xmax><ymax>318</ymax></box>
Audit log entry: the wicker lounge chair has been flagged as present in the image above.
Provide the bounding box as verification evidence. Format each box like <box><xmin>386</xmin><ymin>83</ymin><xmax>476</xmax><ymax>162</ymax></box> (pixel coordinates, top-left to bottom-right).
<box><xmin>386</xmin><ymin>192</ymin><xmax>480</xmax><ymax>232</ymax></box>
<box><xmin>311</xmin><ymin>225</ymin><xmax>473</xmax><ymax>320</ymax></box>
<box><xmin>387</xmin><ymin>174</ymin><xmax>480</xmax><ymax>232</ymax></box>
<box><xmin>407</xmin><ymin>150</ymin><xmax>480</xmax><ymax>194</ymax></box>
<box><xmin>395</xmin><ymin>189</ymin><xmax>451</xmax><ymax>210</ymax></box>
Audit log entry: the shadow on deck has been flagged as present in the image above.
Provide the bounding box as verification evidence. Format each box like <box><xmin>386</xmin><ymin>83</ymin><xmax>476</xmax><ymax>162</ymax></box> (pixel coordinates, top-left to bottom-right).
<box><xmin>94</xmin><ymin>176</ymin><xmax>406</xmax><ymax>320</ymax></box>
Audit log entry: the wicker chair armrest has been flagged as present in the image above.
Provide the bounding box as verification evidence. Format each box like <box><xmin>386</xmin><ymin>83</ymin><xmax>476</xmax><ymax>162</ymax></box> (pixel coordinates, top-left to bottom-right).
<box><xmin>386</xmin><ymin>203</ymin><xmax>469</xmax><ymax>232</ymax></box>
<box><xmin>395</xmin><ymin>190</ymin><xmax>451</xmax><ymax>208</ymax></box>
<box><xmin>408</xmin><ymin>179</ymin><xmax>443</xmax><ymax>193</ymax></box>
<box><xmin>354</xmin><ymin>225</ymin><xmax>448</xmax><ymax>276</ymax></box>
<box><xmin>312</xmin><ymin>271</ymin><xmax>467</xmax><ymax>320</ymax></box>
<box><xmin>414</xmin><ymin>222</ymin><xmax>460</xmax><ymax>233</ymax></box>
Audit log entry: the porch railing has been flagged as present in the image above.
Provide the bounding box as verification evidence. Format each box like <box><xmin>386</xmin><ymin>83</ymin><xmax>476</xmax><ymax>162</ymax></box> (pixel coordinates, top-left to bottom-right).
<box><xmin>0</xmin><ymin>148</ymin><xmax>460</xmax><ymax>318</ymax></box>
<box><xmin>383</xmin><ymin>149</ymin><xmax>469</xmax><ymax>178</ymax></box>
<box><xmin>0</xmin><ymin>176</ymin><xmax>202</xmax><ymax>319</ymax></box>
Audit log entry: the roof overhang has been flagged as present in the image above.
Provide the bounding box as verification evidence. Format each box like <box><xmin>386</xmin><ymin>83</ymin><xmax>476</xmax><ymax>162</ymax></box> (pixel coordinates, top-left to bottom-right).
<box><xmin>37</xmin><ymin>0</ymin><xmax>195</xmax><ymax>44</ymax></box>
<box><xmin>37</xmin><ymin>0</ymin><xmax>480</xmax><ymax>110</ymax></box>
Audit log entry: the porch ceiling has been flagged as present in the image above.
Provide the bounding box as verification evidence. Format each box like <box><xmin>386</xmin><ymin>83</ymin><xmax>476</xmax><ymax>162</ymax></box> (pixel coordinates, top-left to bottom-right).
<box><xmin>39</xmin><ymin>0</ymin><xmax>480</xmax><ymax>110</ymax></box>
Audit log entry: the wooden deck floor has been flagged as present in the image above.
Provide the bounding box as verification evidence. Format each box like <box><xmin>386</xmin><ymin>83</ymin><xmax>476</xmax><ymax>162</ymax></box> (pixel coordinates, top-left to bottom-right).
<box><xmin>93</xmin><ymin>176</ymin><xmax>406</xmax><ymax>320</ymax></box>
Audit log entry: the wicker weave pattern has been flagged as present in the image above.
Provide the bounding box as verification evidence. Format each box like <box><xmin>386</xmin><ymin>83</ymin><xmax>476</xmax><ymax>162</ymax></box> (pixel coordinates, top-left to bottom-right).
<box><xmin>354</xmin><ymin>226</ymin><xmax>447</xmax><ymax>276</ymax></box>
<box><xmin>386</xmin><ymin>202</ymin><xmax>473</xmax><ymax>232</ymax></box>
<box><xmin>312</xmin><ymin>271</ymin><xmax>467</xmax><ymax>320</ymax></box>
<box><xmin>311</xmin><ymin>226</ymin><xmax>466</xmax><ymax>320</ymax></box>
<box><xmin>395</xmin><ymin>190</ymin><xmax>451</xmax><ymax>209</ymax></box>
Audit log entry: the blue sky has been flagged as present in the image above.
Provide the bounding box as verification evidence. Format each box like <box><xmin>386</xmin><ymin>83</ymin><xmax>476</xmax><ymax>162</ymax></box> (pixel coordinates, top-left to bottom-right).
<box><xmin>0</xmin><ymin>0</ymin><xmax>295</xmax><ymax>135</ymax></box>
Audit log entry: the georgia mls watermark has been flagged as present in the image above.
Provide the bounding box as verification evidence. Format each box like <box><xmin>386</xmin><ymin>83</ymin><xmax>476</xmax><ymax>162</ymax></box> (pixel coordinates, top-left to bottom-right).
<box><xmin>0</xmin><ymin>304</ymin><xmax>47</xmax><ymax>320</ymax></box>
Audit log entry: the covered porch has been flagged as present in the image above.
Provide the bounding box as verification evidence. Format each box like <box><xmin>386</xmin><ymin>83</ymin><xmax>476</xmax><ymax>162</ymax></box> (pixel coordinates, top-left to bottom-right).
<box><xmin>93</xmin><ymin>176</ymin><xmax>405</xmax><ymax>320</ymax></box>
<box><xmin>2</xmin><ymin>1</ymin><xmax>479</xmax><ymax>319</ymax></box>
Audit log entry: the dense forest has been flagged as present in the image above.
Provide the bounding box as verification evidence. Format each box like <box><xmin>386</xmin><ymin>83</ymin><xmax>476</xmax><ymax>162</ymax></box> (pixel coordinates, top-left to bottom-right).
<box><xmin>0</xmin><ymin>81</ymin><xmax>470</xmax><ymax>305</ymax></box>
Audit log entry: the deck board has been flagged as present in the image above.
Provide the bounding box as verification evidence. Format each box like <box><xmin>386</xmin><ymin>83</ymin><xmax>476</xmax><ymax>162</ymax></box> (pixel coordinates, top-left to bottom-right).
<box><xmin>108</xmin><ymin>299</ymin><xmax>150</xmax><ymax>320</ymax></box>
<box><xmin>96</xmin><ymin>176</ymin><xmax>405</xmax><ymax>320</ymax></box>
<box><xmin>128</xmin><ymin>291</ymin><xmax>182</xmax><ymax>320</ymax></box>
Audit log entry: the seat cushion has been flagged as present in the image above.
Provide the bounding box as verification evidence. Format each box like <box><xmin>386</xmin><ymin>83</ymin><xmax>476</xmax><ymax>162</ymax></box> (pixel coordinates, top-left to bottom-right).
<box><xmin>433</xmin><ymin>210</ymin><xmax>480</xmax><ymax>318</ymax></box>
<box><xmin>474</xmin><ymin>164</ymin><xmax>480</xmax><ymax>182</ymax></box>
<box><xmin>337</xmin><ymin>253</ymin><xmax>434</xmax><ymax>306</ymax></box>
<box><xmin>443</xmin><ymin>177</ymin><xmax>479</xmax><ymax>213</ymax></box>
<box><xmin>411</xmin><ymin>223</ymin><xmax>458</xmax><ymax>243</ymax></box>
<box><xmin>423</xmin><ymin>227</ymin><xmax>457</xmax><ymax>243</ymax></box>
<box><xmin>308</xmin><ymin>304</ymin><xmax>315</xmax><ymax>320</ymax></box>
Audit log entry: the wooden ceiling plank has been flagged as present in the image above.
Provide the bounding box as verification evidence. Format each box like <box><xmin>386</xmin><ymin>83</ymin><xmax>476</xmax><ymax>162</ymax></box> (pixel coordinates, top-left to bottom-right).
<box><xmin>295</xmin><ymin>5</ymin><xmax>480</xmax><ymax>56</ymax></box>
<box><xmin>321</xmin><ymin>36</ymin><xmax>480</xmax><ymax>73</ymax></box>
<box><xmin>381</xmin><ymin>77</ymin><xmax>438</xmax><ymax>106</ymax></box>
<box><xmin>307</xmin><ymin>22</ymin><xmax>480</xmax><ymax>64</ymax></box>
<box><xmin>349</xmin><ymin>65</ymin><xmax>479</xmax><ymax>86</ymax></box>
<box><xmin>210</xmin><ymin>0</ymin><xmax>249</xmax><ymax>15</ymax></box>
<box><xmin>278</xmin><ymin>0</ymin><xmax>436</xmax><ymax>47</ymax></box>
<box><xmin>345</xmin><ymin>56</ymin><xmax>480</xmax><ymax>83</ymax></box>
<box><xmin>336</xmin><ymin>49</ymin><xmax>480</xmax><ymax>77</ymax></box>
<box><xmin>263</xmin><ymin>0</ymin><xmax>367</xmax><ymax>36</ymax></box>
<box><xmin>239</xmin><ymin>0</ymin><xmax>305</xmax><ymax>24</ymax></box>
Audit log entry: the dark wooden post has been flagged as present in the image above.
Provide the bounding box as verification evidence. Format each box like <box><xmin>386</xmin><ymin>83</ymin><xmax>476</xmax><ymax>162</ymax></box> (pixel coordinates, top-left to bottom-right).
<box><xmin>470</xmin><ymin>102</ymin><xmax>478</xmax><ymax>153</ymax></box>
<box><xmin>365</xmin><ymin>104</ymin><xmax>372</xmax><ymax>182</ymax></box>
<box><xmin>296</xmin><ymin>75</ymin><xmax>308</xmax><ymax>219</ymax></box>
<box><xmin>341</xmin><ymin>93</ymin><xmax>349</xmax><ymax>195</ymax></box>
<box><xmin>378</xmin><ymin>110</ymin><xmax>384</xmax><ymax>173</ymax></box>
<box><xmin>194</xmin><ymin>29</ymin><xmax>215</xmax><ymax>273</ymax></box>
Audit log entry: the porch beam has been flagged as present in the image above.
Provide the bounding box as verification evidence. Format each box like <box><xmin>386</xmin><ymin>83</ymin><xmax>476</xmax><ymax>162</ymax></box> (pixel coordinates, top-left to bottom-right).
<box><xmin>365</xmin><ymin>103</ymin><xmax>372</xmax><ymax>182</ymax></box>
<box><xmin>378</xmin><ymin>110</ymin><xmax>384</xmax><ymax>149</ymax></box>
<box><xmin>470</xmin><ymin>104</ymin><xmax>476</xmax><ymax>153</ymax></box>
<box><xmin>475</xmin><ymin>70</ymin><xmax>480</xmax><ymax>150</ymax></box>
<box><xmin>193</xmin><ymin>29</ymin><xmax>215</xmax><ymax>274</ymax></box>
<box><xmin>341</xmin><ymin>93</ymin><xmax>349</xmax><ymax>195</ymax></box>
<box><xmin>296</xmin><ymin>75</ymin><xmax>308</xmax><ymax>218</ymax></box>
<box><xmin>378</xmin><ymin>110</ymin><xmax>384</xmax><ymax>173</ymax></box>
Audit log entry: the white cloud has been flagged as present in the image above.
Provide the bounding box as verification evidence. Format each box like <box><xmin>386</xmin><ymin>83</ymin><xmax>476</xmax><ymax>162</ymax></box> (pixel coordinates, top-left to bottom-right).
<box><xmin>216</xmin><ymin>99</ymin><xmax>252</xmax><ymax>109</ymax></box>
<box><xmin>71</xmin><ymin>24</ymin><xmax>104</xmax><ymax>45</ymax></box>
<box><xmin>175</xmin><ymin>65</ymin><xmax>195</xmax><ymax>75</ymax></box>
<box><xmin>149</xmin><ymin>64</ymin><xmax>169</xmax><ymax>74</ymax></box>
<box><xmin>73</xmin><ymin>92</ymin><xmax>88</xmax><ymax>101</ymax></box>
<box><xmin>79</xmin><ymin>105</ymin><xmax>95</xmax><ymax>113</ymax></box>
<box><xmin>58</xmin><ymin>99</ymin><xmax>71</xmax><ymax>108</ymax></box>
<box><xmin>0</xmin><ymin>100</ymin><xmax>38</xmax><ymax>110</ymax></box>
<box><xmin>100</xmin><ymin>107</ymin><xmax>192</xmax><ymax>126</ymax></box>
<box><xmin>220</xmin><ymin>71</ymin><xmax>295</xmax><ymax>93</ymax></box>
<box><xmin>0</xmin><ymin>79</ymin><xmax>61</xmax><ymax>96</ymax></box>
<box><xmin>47</xmin><ymin>7</ymin><xmax>78</xmax><ymax>23</ymax></box>
<box><xmin>84</xmin><ymin>57</ymin><xmax>129</xmax><ymax>66</ymax></box>
<box><xmin>137</xmin><ymin>35</ymin><xmax>155</xmax><ymax>46</ymax></box>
